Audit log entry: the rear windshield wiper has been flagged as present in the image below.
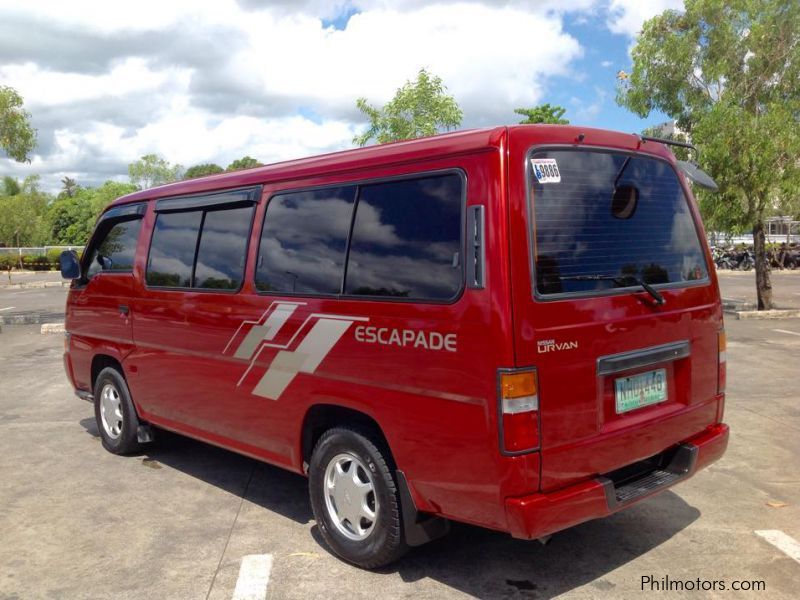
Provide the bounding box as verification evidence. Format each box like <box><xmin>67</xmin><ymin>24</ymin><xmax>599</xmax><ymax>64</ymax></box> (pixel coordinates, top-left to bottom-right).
<box><xmin>559</xmin><ymin>274</ymin><xmax>666</xmax><ymax>306</ymax></box>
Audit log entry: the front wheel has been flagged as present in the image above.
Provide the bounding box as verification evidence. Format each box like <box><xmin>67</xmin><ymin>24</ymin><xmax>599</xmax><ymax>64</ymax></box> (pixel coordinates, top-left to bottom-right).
<box><xmin>93</xmin><ymin>367</ymin><xmax>142</xmax><ymax>455</ymax></box>
<box><xmin>308</xmin><ymin>427</ymin><xmax>408</xmax><ymax>568</ymax></box>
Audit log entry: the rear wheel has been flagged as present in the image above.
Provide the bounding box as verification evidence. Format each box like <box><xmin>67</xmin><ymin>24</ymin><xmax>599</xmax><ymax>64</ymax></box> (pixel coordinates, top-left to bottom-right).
<box><xmin>93</xmin><ymin>367</ymin><xmax>142</xmax><ymax>455</ymax></box>
<box><xmin>308</xmin><ymin>427</ymin><xmax>408</xmax><ymax>568</ymax></box>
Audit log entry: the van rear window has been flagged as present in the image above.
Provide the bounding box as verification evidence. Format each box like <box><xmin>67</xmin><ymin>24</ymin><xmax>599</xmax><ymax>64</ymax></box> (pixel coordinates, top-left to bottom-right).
<box><xmin>530</xmin><ymin>149</ymin><xmax>708</xmax><ymax>297</ymax></box>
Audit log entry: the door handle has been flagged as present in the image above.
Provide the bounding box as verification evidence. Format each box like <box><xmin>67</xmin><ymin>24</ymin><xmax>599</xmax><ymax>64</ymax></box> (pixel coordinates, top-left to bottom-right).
<box><xmin>119</xmin><ymin>305</ymin><xmax>130</xmax><ymax>316</ymax></box>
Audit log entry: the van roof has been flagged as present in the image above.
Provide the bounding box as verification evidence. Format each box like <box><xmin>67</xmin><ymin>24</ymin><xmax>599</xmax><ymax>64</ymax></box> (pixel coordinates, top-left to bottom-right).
<box><xmin>112</xmin><ymin>125</ymin><xmax>664</xmax><ymax>205</ymax></box>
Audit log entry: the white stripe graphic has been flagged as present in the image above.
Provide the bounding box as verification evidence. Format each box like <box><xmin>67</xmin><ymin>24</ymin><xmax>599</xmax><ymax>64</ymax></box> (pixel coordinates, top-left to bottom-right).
<box><xmin>755</xmin><ymin>530</ymin><xmax>800</xmax><ymax>563</ymax></box>
<box><xmin>222</xmin><ymin>301</ymin><xmax>306</xmax><ymax>354</ymax></box>
<box><xmin>236</xmin><ymin>312</ymin><xmax>367</xmax><ymax>387</ymax></box>
<box><xmin>252</xmin><ymin>318</ymin><xmax>356</xmax><ymax>400</ymax></box>
<box><xmin>232</xmin><ymin>554</ymin><xmax>273</xmax><ymax>600</ymax></box>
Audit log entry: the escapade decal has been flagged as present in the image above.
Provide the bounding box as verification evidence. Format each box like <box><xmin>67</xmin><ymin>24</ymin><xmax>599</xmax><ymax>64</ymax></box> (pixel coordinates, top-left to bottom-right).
<box><xmin>225</xmin><ymin>302</ymin><xmax>457</xmax><ymax>400</ymax></box>
<box><xmin>531</xmin><ymin>158</ymin><xmax>561</xmax><ymax>183</ymax></box>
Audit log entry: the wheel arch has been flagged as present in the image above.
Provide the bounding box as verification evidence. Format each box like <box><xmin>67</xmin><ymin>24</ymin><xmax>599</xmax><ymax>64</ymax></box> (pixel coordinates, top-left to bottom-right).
<box><xmin>300</xmin><ymin>404</ymin><xmax>395</xmax><ymax>473</ymax></box>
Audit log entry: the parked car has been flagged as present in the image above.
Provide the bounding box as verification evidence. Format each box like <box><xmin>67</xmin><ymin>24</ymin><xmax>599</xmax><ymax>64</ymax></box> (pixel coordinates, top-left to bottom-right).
<box><xmin>60</xmin><ymin>125</ymin><xmax>729</xmax><ymax>568</ymax></box>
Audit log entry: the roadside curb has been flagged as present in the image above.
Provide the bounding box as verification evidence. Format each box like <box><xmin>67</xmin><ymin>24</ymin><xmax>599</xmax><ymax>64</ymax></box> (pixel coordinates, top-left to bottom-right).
<box><xmin>1</xmin><ymin>281</ymin><xmax>69</xmax><ymax>290</ymax></box>
<box><xmin>40</xmin><ymin>322</ymin><xmax>66</xmax><ymax>334</ymax></box>
<box><xmin>727</xmin><ymin>309</ymin><xmax>800</xmax><ymax>320</ymax></box>
<box><xmin>0</xmin><ymin>314</ymin><xmax>65</xmax><ymax>326</ymax></box>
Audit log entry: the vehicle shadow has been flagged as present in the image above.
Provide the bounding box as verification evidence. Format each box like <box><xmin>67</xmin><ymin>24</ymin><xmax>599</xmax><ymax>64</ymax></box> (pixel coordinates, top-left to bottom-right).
<box><xmin>390</xmin><ymin>491</ymin><xmax>699</xmax><ymax>598</ymax></box>
<box><xmin>79</xmin><ymin>418</ymin><xmax>699</xmax><ymax>597</ymax></box>
<box><xmin>78</xmin><ymin>418</ymin><xmax>313</xmax><ymax>525</ymax></box>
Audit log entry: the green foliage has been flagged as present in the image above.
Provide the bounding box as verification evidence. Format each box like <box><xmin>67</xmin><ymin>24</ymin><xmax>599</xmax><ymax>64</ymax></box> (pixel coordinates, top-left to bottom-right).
<box><xmin>184</xmin><ymin>163</ymin><xmax>224</xmax><ymax>179</ymax></box>
<box><xmin>0</xmin><ymin>178</ymin><xmax>50</xmax><ymax>247</ymax></box>
<box><xmin>640</xmin><ymin>125</ymin><xmax>692</xmax><ymax>161</ymax></box>
<box><xmin>617</xmin><ymin>0</ymin><xmax>800</xmax><ymax>229</ymax></box>
<box><xmin>2</xmin><ymin>176</ymin><xmax>20</xmax><ymax>196</ymax></box>
<box><xmin>0</xmin><ymin>85</ymin><xmax>36</xmax><ymax>162</ymax></box>
<box><xmin>226</xmin><ymin>156</ymin><xmax>263</xmax><ymax>171</ymax></box>
<box><xmin>0</xmin><ymin>254</ymin><xmax>16</xmax><ymax>274</ymax></box>
<box><xmin>617</xmin><ymin>0</ymin><xmax>800</xmax><ymax>308</ymax></box>
<box><xmin>515</xmin><ymin>104</ymin><xmax>569</xmax><ymax>124</ymax></box>
<box><xmin>47</xmin><ymin>181</ymin><xmax>138</xmax><ymax>245</ymax></box>
<box><xmin>354</xmin><ymin>68</ymin><xmax>463</xmax><ymax>146</ymax></box>
<box><xmin>128</xmin><ymin>154</ymin><xmax>183</xmax><ymax>189</ymax></box>
<box><xmin>60</xmin><ymin>176</ymin><xmax>79</xmax><ymax>198</ymax></box>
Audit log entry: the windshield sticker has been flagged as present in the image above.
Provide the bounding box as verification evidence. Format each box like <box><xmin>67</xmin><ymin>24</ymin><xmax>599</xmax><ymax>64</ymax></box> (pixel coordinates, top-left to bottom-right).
<box><xmin>531</xmin><ymin>158</ymin><xmax>561</xmax><ymax>184</ymax></box>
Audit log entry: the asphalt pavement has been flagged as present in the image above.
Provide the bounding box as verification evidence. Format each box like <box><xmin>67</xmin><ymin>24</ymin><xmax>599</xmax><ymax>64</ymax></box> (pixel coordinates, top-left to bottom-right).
<box><xmin>0</xmin><ymin>286</ymin><xmax>799</xmax><ymax>598</ymax></box>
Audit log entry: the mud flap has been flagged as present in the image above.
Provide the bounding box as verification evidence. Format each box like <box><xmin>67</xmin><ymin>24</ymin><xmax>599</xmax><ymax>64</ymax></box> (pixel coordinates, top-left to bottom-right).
<box><xmin>396</xmin><ymin>470</ymin><xmax>450</xmax><ymax>547</ymax></box>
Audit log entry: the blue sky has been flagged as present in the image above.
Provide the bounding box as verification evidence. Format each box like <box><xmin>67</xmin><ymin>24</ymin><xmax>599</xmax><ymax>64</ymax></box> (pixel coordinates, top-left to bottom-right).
<box><xmin>0</xmin><ymin>0</ymin><xmax>682</xmax><ymax>192</ymax></box>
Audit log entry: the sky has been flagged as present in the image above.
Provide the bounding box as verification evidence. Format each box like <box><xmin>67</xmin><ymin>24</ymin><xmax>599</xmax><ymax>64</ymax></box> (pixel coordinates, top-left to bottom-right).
<box><xmin>0</xmin><ymin>0</ymin><xmax>683</xmax><ymax>193</ymax></box>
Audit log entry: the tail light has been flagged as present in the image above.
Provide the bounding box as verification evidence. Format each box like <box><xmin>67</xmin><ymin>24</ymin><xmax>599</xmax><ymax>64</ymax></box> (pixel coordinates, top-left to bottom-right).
<box><xmin>498</xmin><ymin>369</ymin><xmax>539</xmax><ymax>454</ymax></box>
<box><xmin>718</xmin><ymin>329</ymin><xmax>727</xmax><ymax>394</ymax></box>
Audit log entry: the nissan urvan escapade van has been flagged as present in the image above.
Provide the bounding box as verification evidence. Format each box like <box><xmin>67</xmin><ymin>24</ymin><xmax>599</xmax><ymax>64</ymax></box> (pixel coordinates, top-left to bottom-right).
<box><xmin>60</xmin><ymin>125</ymin><xmax>729</xmax><ymax>568</ymax></box>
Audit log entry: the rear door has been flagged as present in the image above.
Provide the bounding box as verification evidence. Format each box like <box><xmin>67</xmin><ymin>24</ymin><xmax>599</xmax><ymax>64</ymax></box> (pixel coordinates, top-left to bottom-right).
<box><xmin>508</xmin><ymin>134</ymin><xmax>722</xmax><ymax>491</ymax></box>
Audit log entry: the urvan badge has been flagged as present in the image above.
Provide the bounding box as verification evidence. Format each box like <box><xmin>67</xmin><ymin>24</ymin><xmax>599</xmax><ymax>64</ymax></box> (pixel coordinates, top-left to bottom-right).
<box><xmin>531</xmin><ymin>158</ymin><xmax>561</xmax><ymax>183</ymax></box>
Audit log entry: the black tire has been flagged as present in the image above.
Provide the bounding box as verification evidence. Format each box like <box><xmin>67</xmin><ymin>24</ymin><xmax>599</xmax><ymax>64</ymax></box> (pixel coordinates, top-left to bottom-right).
<box><xmin>308</xmin><ymin>427</ymin><xmax>408</xmax><ymax>569</ymax></box>
<box><xmin>93</xmin><ymin>367</ymin><xmax>142</xmax><ymax>455</ymax></box>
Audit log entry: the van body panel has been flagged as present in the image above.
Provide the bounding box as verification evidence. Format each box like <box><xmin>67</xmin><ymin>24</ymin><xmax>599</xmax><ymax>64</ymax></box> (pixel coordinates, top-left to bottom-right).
<box><xmin>63</xmin><ymin>125</ymin><xmax>727</xmax><ymax>543</ymax></box>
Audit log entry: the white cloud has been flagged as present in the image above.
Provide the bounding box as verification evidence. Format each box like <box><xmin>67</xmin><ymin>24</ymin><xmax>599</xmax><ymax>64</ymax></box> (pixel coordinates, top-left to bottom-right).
<box><xmin>606</xmin><ymin>0</ymin><xmax>684</xmax><ymax>37</ymax></box>
<box><xmin>601</xmin><ymin>60</ymin><xmax>613</xmax><ymax>68</ymax></box>
<box><xmin>0</xmin><ymin>0</ymin><xmax>600</xmax><ymax>192</ymax></box>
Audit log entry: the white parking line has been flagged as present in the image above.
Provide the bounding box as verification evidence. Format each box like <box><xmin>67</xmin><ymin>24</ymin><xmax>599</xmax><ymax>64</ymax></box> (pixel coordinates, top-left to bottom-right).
<box><xmin>232</xmin><ymin>554</ymin><xmax>273</xmax><ymax>600</ymax></box>
<box><xmin>0</xmin><ymin>306</ymin><xmax>14</xmax><ymax>311</ymax></box>
<box><xmin>773</xmin><ymin>329</ymin><xmax>800</xmax><ymax>337</ymax></box>
<box><xmin>755</xmin><ymin>530</ymin><xmax>800</xmax><ymax>563</ymax></box>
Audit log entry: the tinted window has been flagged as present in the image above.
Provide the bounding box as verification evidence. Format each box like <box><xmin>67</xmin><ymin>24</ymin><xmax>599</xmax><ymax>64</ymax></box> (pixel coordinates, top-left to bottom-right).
<box><xmin>531</xmin><ymin>150</ymin><xmax>709</xmax><ymax>296</ymax></box>
<box><xmin>86</xmin><ymin>218</ymin><xmax>142</xmax><ymax>277</ymax></box>
<box><xmin>256</xmin><ymin>186</ymin><xmax>356</xmax><ymax>294</ymax></box>
<box><xmin>195</xmin><ymin>206</ymin><xmax>253</xmax><ymax>289</ymax></box>
<box><xmin>345</xmin><ymin>174</ymin><xmax>463</xmax><ymax>300</ymax></box>
<box><xmin>146</xmin><ymin>211</ymin><xmax>202</xmax><ymax>287</ymax></box>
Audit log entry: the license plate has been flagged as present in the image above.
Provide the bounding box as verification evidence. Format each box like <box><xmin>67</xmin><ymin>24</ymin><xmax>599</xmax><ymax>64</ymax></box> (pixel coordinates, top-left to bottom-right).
<box><xmin>615</xmin><ymin>368</ymin><xmax>667</xmax><ymax>414</ymax></box>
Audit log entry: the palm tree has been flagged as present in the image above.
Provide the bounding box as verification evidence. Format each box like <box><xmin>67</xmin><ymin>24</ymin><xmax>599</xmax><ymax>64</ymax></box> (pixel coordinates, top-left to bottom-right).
<box><xmin>60</xmin><ymin>176</ymin><xmax>78</xmax><ymax>198</ymax></box>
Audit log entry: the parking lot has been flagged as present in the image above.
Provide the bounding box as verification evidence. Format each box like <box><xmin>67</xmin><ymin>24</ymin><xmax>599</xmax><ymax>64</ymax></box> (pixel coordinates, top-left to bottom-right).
<box><xmin>1</xmin><ymin>274</ymin><xmax>799</xmax><ymax>599</ymax></box>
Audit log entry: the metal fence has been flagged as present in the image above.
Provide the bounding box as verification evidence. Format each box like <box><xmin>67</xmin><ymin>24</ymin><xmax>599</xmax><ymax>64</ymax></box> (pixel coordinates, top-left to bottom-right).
<box><xmin>0</xmin><ymin>246</ymin><xmax>80</xmax><ymax>257</ymax></box>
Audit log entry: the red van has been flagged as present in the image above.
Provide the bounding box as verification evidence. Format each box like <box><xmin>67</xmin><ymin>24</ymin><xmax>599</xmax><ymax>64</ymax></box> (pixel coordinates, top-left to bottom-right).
<box><xmin>60</xmin><ymin>125</ymin><xmax>729</xmax><ymax>568</ymax></box>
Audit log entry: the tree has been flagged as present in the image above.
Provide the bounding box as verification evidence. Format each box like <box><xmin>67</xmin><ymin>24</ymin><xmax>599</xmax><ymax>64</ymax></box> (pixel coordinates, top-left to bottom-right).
<box><xmin>640</xmin><ymin>125</ymin><xmax>691</xmax><ymax>161</ymax></box>
<box><xmin>48</xmin><ymin>181</ymin><xmax>138</xmax><ymax>245</ymax></box>
<box><xmin>616</xmin><ymin>0</ymin><xmax>800</xmax><ymax>310</ymax></box>
<box><xmin>60</xmin><ymin>176</ymin><xmax>79</xmax><ymax>198</ymax></box>
<box><xmin>0</xmin><ymin>176</ymin><xmax>50</xmax><ymax>247</ymax></box>
<box><xmin>0</xmin><ymin>86</ymin><xmax>36</xmax><ymax>162</ymax></box>
<box><xmin>184</xmin><ymin>163</ymin><xmax>224</xmax><ymax>179</ymax></box>
<box><xmin>128</xmin><ymin>154</ymin><xmax>183</xmax><ymax>189</ymax></box>
<box><xmin>2</xmin><ymin>176</ymin><xmax>20</xmax><ymax>196</ymax></box>
<box><xmin>515</xmin><ymin>104</ymin><xmax>569</xmax><ymax>124</ymax></box>
<box><xmin>226</xmin><ymin>156</ymin><xmax>263</xmax><ymax>171</ymax></box>
<box><xmin>354</xmin><ymin>68</ymin><xmax>463</xmax><ymax>146</ymax></box>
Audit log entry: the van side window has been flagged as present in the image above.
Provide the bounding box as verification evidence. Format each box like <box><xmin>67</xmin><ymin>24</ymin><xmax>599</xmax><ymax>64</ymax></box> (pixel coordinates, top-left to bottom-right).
<box><xmin>195</xmin><ymin>206</ymin><xmax>253</xmax><ymax>289</ymax></box>
<box><xmin>344</xmin><ymin>174</ymin><xmax>463</xmax><ymax>300</ymax></box>
<box><xmin>85</xmin><ymin>218</ymin><xmax>142</xmax><ymax>278</ymax></box>
<box><xmin>146</xmin><ymin>211</ymin><xmax>202</xmax><ymax>288</ymax></box>
<box><xmin>146</xmin><ymin>202</ymin><xmax>255</xmax><ymax>290</ymax></box>
<box><xmin>256</xmin><ymin>186</ymin><xmax>356</xmax><ymax>294</ymax></box>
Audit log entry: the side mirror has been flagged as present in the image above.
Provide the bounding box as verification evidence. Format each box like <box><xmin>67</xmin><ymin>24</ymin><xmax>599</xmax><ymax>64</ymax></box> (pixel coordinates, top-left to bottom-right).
<box><xmin>59</xmin><ymin>250</ymin><xmax>82</xmax><ymax>280</ymax></box>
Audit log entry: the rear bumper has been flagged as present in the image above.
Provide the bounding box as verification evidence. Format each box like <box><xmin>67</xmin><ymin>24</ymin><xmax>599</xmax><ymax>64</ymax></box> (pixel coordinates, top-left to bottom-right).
<box><xmin>505</xmin><ymin>422</ymin><xmax>729</xmax><ymax>540</ymax></box>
